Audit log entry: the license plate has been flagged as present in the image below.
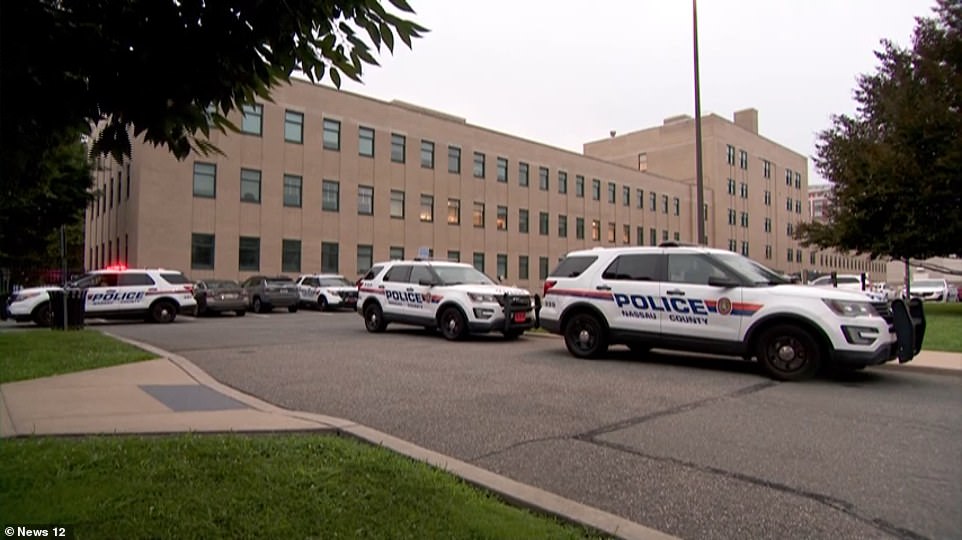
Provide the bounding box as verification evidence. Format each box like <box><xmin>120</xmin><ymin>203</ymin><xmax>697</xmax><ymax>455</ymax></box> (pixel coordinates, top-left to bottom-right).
<box><xmin>513</xmin><ymin>312</ymin><xmax>526</xmax><ymax>323</ymax></box>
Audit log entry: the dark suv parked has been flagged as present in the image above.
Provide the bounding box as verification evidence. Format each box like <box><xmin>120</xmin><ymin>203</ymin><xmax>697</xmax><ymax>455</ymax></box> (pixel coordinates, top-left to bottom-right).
<box><xmin>241</xmin><ymin>276</ymin><xmax>299</xmax><ymax>313</ymax></box>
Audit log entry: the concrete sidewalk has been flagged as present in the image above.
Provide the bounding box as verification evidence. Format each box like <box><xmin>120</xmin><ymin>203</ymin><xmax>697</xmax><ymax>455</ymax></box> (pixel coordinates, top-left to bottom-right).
<box><xmin>0</xmin><ymin>335</ymin><xmax>677</xmax><ymax>540</ymax></box>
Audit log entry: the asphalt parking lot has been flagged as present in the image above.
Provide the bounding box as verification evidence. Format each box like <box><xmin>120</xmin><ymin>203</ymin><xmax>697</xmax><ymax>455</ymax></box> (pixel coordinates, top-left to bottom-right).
<box><xmin>13</xmin><ymin>310</ymin><xmax>962</xmax><ymax>539</ymax></box>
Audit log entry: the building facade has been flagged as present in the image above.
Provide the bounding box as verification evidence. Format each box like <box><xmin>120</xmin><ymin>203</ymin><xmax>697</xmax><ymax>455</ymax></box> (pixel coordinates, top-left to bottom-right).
<box><xmin>85</xmin><ymin>80</ymin><xmax>885</xmax><ymax>291</ymax></box>
<box><xmin>808</xmin><ymin>184</ymin><xmax>832</xmax><ymax>222</ymax></box>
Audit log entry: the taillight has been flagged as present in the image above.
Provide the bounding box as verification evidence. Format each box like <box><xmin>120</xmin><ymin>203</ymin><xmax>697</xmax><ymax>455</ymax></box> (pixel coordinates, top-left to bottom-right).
<box><xmin>543</xmin><ymin>280</ymin><xmax>557</xmax><ymax>297</ymax></box>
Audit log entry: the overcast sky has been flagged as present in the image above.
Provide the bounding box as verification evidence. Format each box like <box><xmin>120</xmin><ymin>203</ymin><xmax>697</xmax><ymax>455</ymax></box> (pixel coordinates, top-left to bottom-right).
<box><xmin>339</xmin><ymin>0</ymin><xmax>937</xmax><ymax>185</ymax></box>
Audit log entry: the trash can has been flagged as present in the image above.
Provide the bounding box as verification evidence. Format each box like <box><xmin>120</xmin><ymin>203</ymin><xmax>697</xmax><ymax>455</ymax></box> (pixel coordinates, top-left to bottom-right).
<box><xmin>49</xmin><ymin>288</ymin><xmax>86</xmax><ymax>330</ymax></box>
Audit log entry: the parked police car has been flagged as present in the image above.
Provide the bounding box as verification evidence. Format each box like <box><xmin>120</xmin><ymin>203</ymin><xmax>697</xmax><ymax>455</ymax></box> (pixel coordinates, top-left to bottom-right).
<box><xmin>357</xmin><ymin>259</ymin><xmax>536</xmax><ymax>340</ymax></box>
<box><xmin>295</xmin><ymin>274</ymin><xmax>358</xmax><ymax>311</ymax></box>
<box><xmin>3</xmin><ymin>267</ymin><xmax>196</xmax><ymax>326</ymax></box>
<box><xmin>539</xmin><ymin>244</ymin><xmax>919</xmax><ymax>381</ymax></box>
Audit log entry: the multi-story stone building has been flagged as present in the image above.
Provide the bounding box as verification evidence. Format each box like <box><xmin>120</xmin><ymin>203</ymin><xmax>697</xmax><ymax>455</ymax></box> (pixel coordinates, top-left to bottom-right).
<box><xmin>85</xmin><ymin>79</ymin><xmax>886</xmax><ymax>291</ymax></box>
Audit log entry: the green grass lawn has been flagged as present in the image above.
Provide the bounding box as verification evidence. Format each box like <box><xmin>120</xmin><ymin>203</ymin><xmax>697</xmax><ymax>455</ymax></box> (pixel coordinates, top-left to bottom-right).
<box><xmin>919</xmin><ymin>303</ymin><xmax>962</xmax><ymax>353</ymax></box>
<box><xmin>0</xmin><ymin>329</ymin><xmax>154</xmax><ymax>384</ymax></box>
<box><xmin>0</xmin><ymin>434</ymin><xmax>600</xmax><ymax>540</ymax></box>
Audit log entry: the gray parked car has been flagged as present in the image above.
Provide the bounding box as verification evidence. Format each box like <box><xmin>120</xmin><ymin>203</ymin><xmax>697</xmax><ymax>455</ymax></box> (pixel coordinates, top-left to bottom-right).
<box><xmin>194</xmin><ymin>279</ymin><xmax>248</xmax><ymax>316</ymax></box>
<box><xmin>241</xmin><ymin>276</ymin><xmax>299</xmax><ymax>313</ymax></box>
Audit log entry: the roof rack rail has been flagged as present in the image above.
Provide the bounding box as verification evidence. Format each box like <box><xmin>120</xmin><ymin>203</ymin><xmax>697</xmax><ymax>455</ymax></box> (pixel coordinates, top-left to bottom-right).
<box><xmin>658</xmin><ymin>241</ymin><xmax>702</xmax><ymax>248</ymax></box>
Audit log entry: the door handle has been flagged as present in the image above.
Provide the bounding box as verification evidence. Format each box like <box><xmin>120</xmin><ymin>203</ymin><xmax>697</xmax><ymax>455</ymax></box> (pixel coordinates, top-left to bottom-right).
<box><xmin>666</xmin><ymin>289</ymin><xmax>685</xmax><ymax>296</ymax></box>
<box><xmin>596</xmin><ymin>285</ymin><xmax>611</xmax><ymax>291</ymax></box>
<box><xmin>377</xmin><ymin>285</ymin><xmax>385</xmax><ymax>289</ymax></box>
<box><xmin>406</xmin><ymin>287</ymin><xmax>414</xmax><ymax>292</ymax></box>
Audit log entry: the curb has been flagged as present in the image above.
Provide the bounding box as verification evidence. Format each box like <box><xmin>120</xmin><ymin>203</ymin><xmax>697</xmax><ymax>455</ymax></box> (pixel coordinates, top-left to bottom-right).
<box><xmin>104</xmin><ymin>332</ymin><xmax>679</xmax><ymax>540</ymax></box>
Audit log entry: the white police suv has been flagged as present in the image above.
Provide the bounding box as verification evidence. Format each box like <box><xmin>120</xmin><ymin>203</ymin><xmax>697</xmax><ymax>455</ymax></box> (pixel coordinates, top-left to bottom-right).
<box><xmin>538</xmin><ymin>244</ymin><xmax>920</xmax><ymax>381</ymax></box>
<box><xmin>357</xmin><ymin>259</ymin><xmax>536</xmax><ymax>340</ymax></box>
<box><xmin>295</xmin><ymin>274</ymin><xmax>358</xmax><ymax>311</ymax></box>
<box><xmin>3</xmin><ymin>266</ymin><xmax>197</xmax><ymax>326</ymax></box>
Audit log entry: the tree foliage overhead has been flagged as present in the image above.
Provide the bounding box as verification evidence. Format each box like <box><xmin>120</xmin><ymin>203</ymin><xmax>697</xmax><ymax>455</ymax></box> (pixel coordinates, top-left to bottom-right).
<box><xmin>797</xmin><ymin>0</ymin><xmax>962</xmax><ymax>261</ymax></box>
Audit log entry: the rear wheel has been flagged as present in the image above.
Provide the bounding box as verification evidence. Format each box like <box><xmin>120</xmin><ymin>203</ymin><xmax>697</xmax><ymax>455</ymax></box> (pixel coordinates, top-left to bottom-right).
<box><xmin>251</xmin><ymin>297</ymin><xmax>264</xmax><ymax>313</ymax></box>
<box><xmin>288</xmin><ymin>304</ymin><xmax>299</xmax><ymax>313</ymax></box>
<box><xmin>564</xmin><ymin>312</ymin><xmax>608</xmax><ymax>358</ymax></box>
<box><xmin>503</xmin><ymin>330</ymin><xmax>524</xmax><ymax>340</ymax></box>
<box><xmin>150</xmin><ymin>300</ymin><xmax>177</xmax><ymax>324</ymax></box>
<box><xmin>317</xmin><ymin>296</ymin><xmax>328</xmax><ymax>311</ymax></box>
<box><xmin>755</xmin><ymin>324</ymin><xmax>821</xmax><ymax>381</ymax></box>
<box><xmin>32</xmin><ymin>302</ymin><xmax>52</xmax><ymax>327</ymax></box>
<box><xmin>364</xmin><ymin>303</ymin><xmax>387</xmax><ymax>333</ymax></box>
<box><xmin>439</xmin><ymin>307</ymin><xmax>468</xmax><ymax>341</ymax></box>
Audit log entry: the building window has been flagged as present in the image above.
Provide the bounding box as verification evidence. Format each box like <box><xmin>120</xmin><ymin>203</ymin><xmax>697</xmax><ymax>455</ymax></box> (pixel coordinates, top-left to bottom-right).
<box><xmin>539</xmin><ymin>166</ymin><xmax>549</xmax><ymax>191</ymax></box>
<box><xmin>390</xmin><ymin>190</ymin><xmax>405</xmax><ymax>219</ymax></box>
<box><xmin>473</xmin><ymin>152</ymin><xmax>485</xmax><ymax>178</ymax></box>
<box><xmin>795</xmin><ymin>172</ymin><xmax>802</xmax><ymax>189</ymax></box>
<box><xmin>241</xmin><ymin>104</ymin><xmax>262</xmax><ymax>135</ymax></box>
<box><xmin>539</xmin><ymin>212</ymin><xmax>549</xmax><ymax>235</ymax></box>
<box><xmin>519</xmin><ymin>255</ymin><xmax>529</xmax><ymax>279</ymax></box>
<box><xmin>282</xmin><ymin>239</ymin><xmax>301</xmax><ymax>273</ymax></box>
<box><xmin>727</xmin><ymin>178</ymin><xmax>736</xmax><ymax>195</ymax></box>
<box><xmin>740</xmin><ymin>183</ymin><xmax>748</xmax><ymax>198</ymax></box>
<box><xmin>649</xmin><ymin>191</ymin><xmax>656</xmax><ymax>211</ymax></box>
<box><xmin>190</xmin><ymin>233</ymin><xmax>215</xmax><ymax>270</ymax></box>
<box><xmin>726</xmin><ymin>144</ymin><xmax>735</xmax><ymax>165</ymax></box>
<box><xmin>283</xmin><ymin>174</ymin><xmax>302</xmax><ymax>207</ymax></box>
<box><xmin>359</xmin><ymin>127</ymin><xmax>374</xmax><ymax>157</ymax></box>
<box><xmin>796</xmin><ymin>249</ymin><xmax>802</xmax><ymax>263</ymax></box>
<box><xmin>787</xmin><ymin>222</ymin><xmax>794</xmax><ymax>236</ymax></box>
<box><xmin>763</xmin><ymin>159</ymin><xmax>771</xmax><ymax>178</ymax></box>
<box><xmin>539</xmin><ymin>257</ymin><xmax>549</xmax><ymax>280</ymax></box>
<box><xmin>661</xmin><ymin>195</ymin><xmax>669</xmax><ymax>214</ymax></box>
<box><xmin>284</xmin><ymin>110</ymin><xmax>304</xmax><ymax>143</ymax></box>
<box><xmin>558</xmin><ymin>214</ymin><xmax>568</xmax><ymax>237</ymax></box>
<box><xmin>740</xmin><ymin>212</ymin><xmax>749</xmax><ymax>228</ymax></box>
<box><xmin>796</xmin><ymin>200</ymin><xmax>802</xmax><ymax>214</ymax></box>
<box><xmin>496</xmin><ymin>206</ymin><xmax>508</xmax><ymax>230</ymax></box>
<box><xmin>606</xmin><ymin>222</ymin><xmax>615</xmax><ymax>243</ymax></box>
<box><xmin>592</xmin><ymin>179</ymin><xmax>601</xmax><ymax>201</ymax></box>
<box><xmin>558</xmin><ymin>171</ymin><xmax>567</xmax><ymax>194</ymax></box>
<box><xmin>673</xmin><ymin>232</ymin><xmax>680</xmax><ymax>241</ymax></box>
<box><xmin>741</xmin><ymin>241</ymin><xmax>749</xmax><ymax>256</ymax></box>
<box><xmin>519</xmin><ymin>209</ymin><xmax>529</xmax><ymax>233</ymax></box>
<box><xmin>591</xmin><ymin>219</ymin><xmax>600</xmax><ymax>241</ymax></box>
<box><xmin>473</xmin><ymin>202</ymin><xmax>485</xmax><ymax>228</ymax></box>
<box><xmin>322</xmin><ymin>180</ymin><xmax>339</xmax><ymax>211</ymax></box>
<box><xmin>673</xmin><ymin>197</ymin><xmax>680</xmax><ymax>216</ymax></box>
<box><xmin>497</xmin><ymin>157</ymin><xmax>508</xmax><ymax>183</ymax></box>
<box><xmin>420</xmin><ymin>140</ymin><xmax>435</xmax><ymax>169</ymax></box>
<box><xmin>575</xmin><ymin>175</ymin><xmax>584</xmax><ymax>198</ymax></box>
<box><xmin>391</xmin><ymin>133</ymin><xmax>406</xmax><ymax>163</ymax></box>
<box><xmin>420</xmin><ymin>194</ymin><xmax>434</xmax><ymax>222</ymax></box>
<box><xmin>785</xmin><ymin>168</ymin><xmax>793</xmax><ymax>186</ymax></box>
<box><xmin>764</xmin><ymin>217</ymin><xmax>772</xmax><ymax>233</ymax></box>
<box><xmin>390</xmin><ymin>246</ymin><xmax>405</xmax><ymax>260</ymax></box>
<box><xmin>238</xmin><ymin>236</ymin><xmax>260</xmax><ymax>271</ymax></box>
<box><xmin>728</xmin><ymin>209</ymin><xmax>736</xmax><ymax>225</ymax></box>
<box><xmin>621</xmin><ymin>186</ymin><xmax>629</xmax><ymax>207</ymax></box>
<box><xmin>447</xmin><ymin>250</ymin><xmax>460</xmax><ymax>262</ymax></box>
<box><xmin>650</xmin><ymin>228</ymin><xmax>657</xmax><ymax>246</ymax></box>
<box><xmin>636</xmin><ymin>189</ymin><xmax>644</xmax><ymax>209</ymax></box>
<box><xmin>728</xmin><ymin>239</ymin><xmax>737</xmax><ymax>252</ymax></box>
<box><xmin>519</xmin><ymin>162</ymin><xmax>529</xmax><ymax>187</ymax></box>
<box><xmin>606</xmin><ymin>182</ymin><xmax>616</xmax><ymax>204</ymax></box>
<box><xmin>473</xmin><ymin>252</ymin><xmax>485</xmax><ymax>273</ymax></box>
<box><xmin>358</xmin><ymin>185</ymin><xmax>374</xmax><ymax>215</ymax></box>
<box><xmin>447</xmin><ymin>198</ymin><xmax>460</xmax><ymax>225</ymax></box>
<box><xmin>576</xmin><ymin>218</ymin><xmax>585</xmax><ymax>240</ymax></box>
<box><xmin>787</xmin><ymin>248</ymin><xmax>794</xmax><ymax>262</ymax></box>
<box><xmin>448</xmin><ymin>146</ymin><xmax>461</xmax><ymax>173</ymax></box>
<box><xmin>739</xmin><ymin>150</ymin><xmax>748</xmax><ymax>169</ymax></box>
<box><xmin>765</xmin><ymin>245</ymin><xmax>772</xmax><ymax>260</ymax></box>
<box><xmin>321</xmin><ymin>242</ymin><xmax>339</xmax><ymax>274</ymax></box>
<box><xmin>623</xmin><ymin>224</ymin><xmax>630</xmax><ymax>244</ymax></box>
<box><xmin>193</xmin><ymin>162</ymin><xmax>216</xmax><ymax>198</ymax></box>
<box><xmin>496</xmin><ymin>254</ymin><xmax>508</xmax><ymax>279</ymax></box>
<box><xmin>357</xmin><ymin>244</ymin><xmax>373</xmax><ymax>274</ymax></box>
<box><xmin>810</xmin><ymin>252</ymin><xmax>816</xmax><ymax>265</ymax></box>
<box><xmin>764</xmin><ymin>190</ymin><xmax>771</xmax><ymax>206</ymax></box>
<box><xmin>323</xmin><ymin>118</ymin><xmax>341</xmax><ymax>151</ymax></box>
<box><xmin>638</xmin><ymin>152</ymin><xmax>648</xmax><ymax>171</ymax></box>
<box><xmin>240</xmin><ymin>169</ymin><xmax>261</xmax><ymax>203</ymax></box>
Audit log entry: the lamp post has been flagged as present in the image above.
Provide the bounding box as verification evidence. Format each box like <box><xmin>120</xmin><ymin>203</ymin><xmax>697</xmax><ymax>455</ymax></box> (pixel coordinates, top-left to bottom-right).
<box><xmin>693</xmin><ymin>0</ymin><xmax>706</xmax><ymax>245</ymax></box>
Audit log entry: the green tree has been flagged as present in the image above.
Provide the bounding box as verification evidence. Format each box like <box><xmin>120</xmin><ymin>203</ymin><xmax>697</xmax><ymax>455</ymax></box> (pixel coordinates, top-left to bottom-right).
<box><xmin>0</xmin><ymin>0</ymin><xmax>426</xmax><ymax>269</ymax></box>
<box><xmin>797</xmin><ymin>0</ymin><xmax>962</xmax><ymax>263</ymax></box>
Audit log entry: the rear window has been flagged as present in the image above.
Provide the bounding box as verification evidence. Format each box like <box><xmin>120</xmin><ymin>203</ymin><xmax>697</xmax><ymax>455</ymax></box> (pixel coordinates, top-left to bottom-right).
<box><xmin>160</xmin><ymin>272</ymin><xmax>191</xmax><ymax>285</ymax></box>
<box><xmin>550</xmin><ymin>256</ymin><xmax>598</xmax><ymax>278</ymax></box>
<box><xmin>363</xmin><ymin>265</ymin><xmax>385</xmax><ymax>281</ymax></box>
<box><xmin>119</xmin><ymin>273</ymin><xmax>156</xmax><ymax>286</ymax></box>
<box><xmin>267</xmin><ymin>277</ymin><xmax>294</xmax><ymax>284</ymax></box>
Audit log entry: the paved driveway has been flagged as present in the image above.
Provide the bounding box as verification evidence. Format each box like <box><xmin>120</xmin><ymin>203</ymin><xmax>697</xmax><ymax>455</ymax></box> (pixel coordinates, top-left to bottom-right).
<box><xmin>100</xmin><ymin>312</ymin><xmax>961</xmax><ymax>540</ymax></box>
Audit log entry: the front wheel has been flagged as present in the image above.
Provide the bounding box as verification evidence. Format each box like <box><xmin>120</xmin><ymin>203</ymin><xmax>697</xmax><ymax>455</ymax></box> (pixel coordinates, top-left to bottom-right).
<box><xmin>439</xmin><ymin>307</ymin><xmax>467</xmax><ymax>341</ymax></box>
<box><xmin>235</xmin><ymin>310</ymin><xmax>246</xmax><ymax>317</ymax></box>
<box><xmin>32</xmin><ymin>302</ymin><xmax>52</xmax><ymax>327</ymax></box>
<box><xmin>503</xmin><ymin>330</ymin><xmax>524</xmax><ymax>340</ymax></box>
<box><xmin>564</xmin><ymin>312</ymin><xmax>608</xmax><ymax>358</ymax></box>
<box><xmin>755</xmin><ymin>324</ymin><xmax>821</xmax><ymax>381</ymax></box>
<box><xmin>363</xmin><ymin>303</ymin><xmax>387</xmax><ymax>333</ymax></box>
<box><xmin>150</xmin><ymin>301</ymin><xmax>178</xmax><ymax>324</ymax></box>
<box><xmin>317</xmin><ymin>296</ymin><xmax>328</xmax><ymax>311</ymax></box>
<box><xmin>288</xmin><ymin>304</ymin><xmax>299</xmax><ymax>313</ymax></box>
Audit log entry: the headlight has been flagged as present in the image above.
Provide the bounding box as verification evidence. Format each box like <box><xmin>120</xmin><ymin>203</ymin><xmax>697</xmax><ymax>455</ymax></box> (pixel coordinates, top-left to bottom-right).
<box><xmin>823</xmin><ymin>299</ymin><xmax>877</xmax><ymax>317</ymax></box>
<box><xmin>467</xmin><ymin>293</ymin><xmax>498</xmax><ymax>303</ymax></box>
<box><xmin>13</xmin><ymin>291</ymin><xmax>44</xmax><ymax>303</ymax></box>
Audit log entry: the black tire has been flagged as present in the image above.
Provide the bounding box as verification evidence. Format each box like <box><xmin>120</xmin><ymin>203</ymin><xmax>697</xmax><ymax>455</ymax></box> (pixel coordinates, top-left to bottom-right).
<box><xmin>235</xmin><ymin>310</ymin><xmax>246</xmax><ymax>317</ymax></box>
<box><xmin>196</xmin><ymin>299</ymin><xmax>207</xmax><ymax>316</ymax></box>
<box><xmin>317</xmin><ymin>296</ymin><xmax>328</xmax><ymax>311</ymax></box>
<box><xmin>439</xmin><ymin>307</ymin><xmax>468</xmax><ymax>341</ymax></box>
<box><xmin>288</xmin><ymin>304</ymin><xmax>299</xmax><ymax>313</ymax></box>
<box><xmin>32</xmin><ymin>302</ymin><xmax>52</xmax><ymax>327</ymax></box>
<box><xmin>755</xmin><ymin>324</ymin><xmax>821</xmax><ymax>381</ymax></box>
<box><xmin>363</xmin><ymin>302</ymin><xmax>387</xmax><ymax>333</ymax></box>
<box><xmin>503</xmin><ymin>330</ymin><xmax>524</xmax><ymax>340</ymax></box>
<box><xmin>564</xmin><ymin>312</ymin><xmax>608</xmax><ymax>358</ymax></box>
<box><xmin>150</xmin><ymin>300</ymin><xmax>178</xmax><ymax>323</ymax></box>
<box><xmin>251</xmin><ymin>297</ymin><xmax>264</xmax><ymax>313</ymax></box>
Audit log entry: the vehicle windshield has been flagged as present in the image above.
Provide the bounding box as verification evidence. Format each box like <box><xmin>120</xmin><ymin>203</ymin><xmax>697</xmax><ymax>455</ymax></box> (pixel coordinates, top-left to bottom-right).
<box><xmin>206</xmin><ymin>279</ymin><xmax>240</xmax><ymax>289</ymax></box>
<box><xmin>912</xmin><ymin>280</ymin><xmax>944</xmax><ymax>288</ymax></box>
<box><xmin>319</xmin><ymin>277</ymin><xmax>353</xmax><ymax>287</ymax></box>
<box><xmin>713</xmin><ymin>253</ymin><xmax>790</xmax><ymax>285</ymax></box>
<box><xmin>267</xmin><ymin>278</ymin><xmax>294</xmax><ymax>285</ymax></box>
<box><xmin>432</xmin><ymin>265</ymin><xmax>494</xmax><ymax>286</ymax></box>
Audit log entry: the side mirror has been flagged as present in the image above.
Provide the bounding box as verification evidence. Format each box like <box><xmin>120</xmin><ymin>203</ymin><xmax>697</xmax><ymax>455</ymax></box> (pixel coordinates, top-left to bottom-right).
<box><xmin>707</xmin><ymin>276</ymin><xmax>740</xmax><ymax>288</ymax></box>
